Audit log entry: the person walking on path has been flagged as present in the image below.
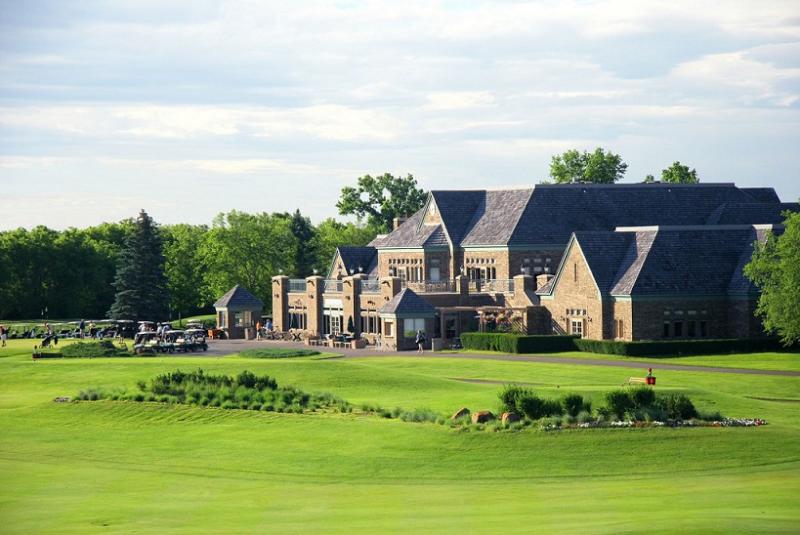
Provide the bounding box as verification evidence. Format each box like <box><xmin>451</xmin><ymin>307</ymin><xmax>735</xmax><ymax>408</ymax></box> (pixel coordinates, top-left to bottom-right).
<box><xmin>0</xmin><ymin>325</ymin><xmax>7</xmax><ymax>347</ymax></box>
<box><xmin>256</xmin><ymin>320</ymin><xmax>262</xmax><ymax>340</ymax></box>
<box><xmin>415</xmin><ymin>330</ymin><xmax>426</xmax><ymax>354</ymax></box>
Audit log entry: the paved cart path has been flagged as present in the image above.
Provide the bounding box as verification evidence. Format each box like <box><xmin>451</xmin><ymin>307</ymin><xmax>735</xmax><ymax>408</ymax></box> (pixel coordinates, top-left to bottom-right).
<box><xmin>204</xmin><ymin>339</ymin><xmax>800</xmax><ymax>377</ymax></box>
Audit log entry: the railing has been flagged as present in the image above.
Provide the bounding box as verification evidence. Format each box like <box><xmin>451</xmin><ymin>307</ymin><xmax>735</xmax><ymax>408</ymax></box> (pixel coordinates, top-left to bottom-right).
<box><xmin>479</xmin><ymin>279</ymin><xmax>515</xmax><ymax>294</ymax></box>
<box><xmin>288</xmin><ymin>279</ymin><xmax>307</xmax><ymax>293</ymax></box>
<box><xmin>359</xmin><ymin>279</ymin><xmax>380</xmax><ymax>293</ymax></box>
<box><xmin>323</xmin><ymin>279</ymin><xmax>343</xmax><ymax>293</ymax></box>
<box><xmin>401</xmin><ymin>280</ymin><xmax>456</xmax><ymax>293</ymax></box>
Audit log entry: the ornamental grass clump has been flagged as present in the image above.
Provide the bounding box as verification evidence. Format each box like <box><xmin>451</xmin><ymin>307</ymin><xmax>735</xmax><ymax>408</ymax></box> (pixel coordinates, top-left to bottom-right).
<box><xmin>75</xmin><ymin>368</ymin><xmax>352</xmax><ymax>414</ymax></box>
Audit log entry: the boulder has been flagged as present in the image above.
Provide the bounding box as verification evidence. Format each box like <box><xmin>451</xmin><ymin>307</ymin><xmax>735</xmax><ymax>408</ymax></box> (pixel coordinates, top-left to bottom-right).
<box><xmin>501</xmin><ymin>412</ymin><xmax>521</xmax><ymax>424</ymax></box>
<box><xmin>451</xmin><ymin>407</ymin><xmax>470</xmax><ymax>421</ymax></box>
<box><xmin>471</xmin><ymin>410</ymin><xmax>495</xmax><ymax>424</ymax></box>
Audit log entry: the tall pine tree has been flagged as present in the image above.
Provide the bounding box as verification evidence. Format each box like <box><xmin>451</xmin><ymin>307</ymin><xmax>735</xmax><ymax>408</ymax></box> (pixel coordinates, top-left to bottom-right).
<box><xmin>108</xmin><ymin>210</ymin><xmax>170</xmax><ymax>320</ymax></box>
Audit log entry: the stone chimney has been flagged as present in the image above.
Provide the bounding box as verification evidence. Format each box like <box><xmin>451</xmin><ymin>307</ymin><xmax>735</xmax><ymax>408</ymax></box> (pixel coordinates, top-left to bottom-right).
<box><xmin>536</xmin><ymin>273</ymin><xmax>554</xmax><ymax>290</ymax></box>
<box><xmin>392</xmin><ymin>217</ymin><xmax>407</xmax><ymax>230</ymax></box>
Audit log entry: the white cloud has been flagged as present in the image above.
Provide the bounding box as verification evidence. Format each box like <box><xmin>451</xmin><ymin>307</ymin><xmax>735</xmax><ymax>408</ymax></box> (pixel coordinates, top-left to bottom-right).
<box><xmin>424</xmin><ymin>91</ymin><xmax>495</xmax><ymax>110</ymax></box>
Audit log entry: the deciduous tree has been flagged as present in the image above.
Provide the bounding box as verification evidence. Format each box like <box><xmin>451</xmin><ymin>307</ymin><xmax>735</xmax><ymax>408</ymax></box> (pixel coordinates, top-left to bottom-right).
<box><xmin>744</xmin><ymin>210</ymin><xmax>800</xmax><ymax>345</ymax></box>
<box><xmin>336</xmin><ymin>173</ymin><xmax>427</xmax><ymax>232</ymax></box>
<box><xmin>661</xmin><ymin>161</ymin><xmax>699</xmax><ymax>184</ymax></box>
<box><xmin>549</xmin><ymin>148</ymin><xmax>627</xmax><ymax>184</ymax></box>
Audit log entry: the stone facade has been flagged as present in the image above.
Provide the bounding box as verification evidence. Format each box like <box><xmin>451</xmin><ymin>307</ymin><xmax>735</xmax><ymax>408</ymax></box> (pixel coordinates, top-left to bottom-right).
<box><xmin>539</xmin><ymin>242</ymin><xmax>605</xmax><ymax>339</ymax></box>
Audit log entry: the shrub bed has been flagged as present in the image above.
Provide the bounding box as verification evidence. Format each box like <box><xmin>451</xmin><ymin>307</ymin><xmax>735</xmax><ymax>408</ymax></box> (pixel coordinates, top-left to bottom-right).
<box><xmin>76</xmin><ymin>369</ymin><xmax>351</xmax><ymax>413</ymax></box>
<box><xmin>47</xmin><ymin>341</ymin><xmax>131</xmax><ymax>359</ymax></box>
<box><xmin>574</xmin><ymin>337</ymin><xmax>790</xmax><ymax>357</ymax></box>
<box><xmin>239</xmin><ymin>348</ymin><xmax>320</xmax><ymax>359</ymax></box>
<box><xmin>461</xmin><ymin>333</ymin><xmax>579</xmax><ymax>353</ymax></box>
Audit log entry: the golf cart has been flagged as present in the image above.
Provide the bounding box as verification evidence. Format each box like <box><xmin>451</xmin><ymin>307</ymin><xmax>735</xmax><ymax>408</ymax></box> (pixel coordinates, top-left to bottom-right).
<box><xmin>184</xmin><ymin>329</ymin><xmax>209</xmax><ymax>352</ymax></box>
<box><xmin>133</xmin><ymin>332</ymin><xmax>165</xmax><ymax>355</ymax></box>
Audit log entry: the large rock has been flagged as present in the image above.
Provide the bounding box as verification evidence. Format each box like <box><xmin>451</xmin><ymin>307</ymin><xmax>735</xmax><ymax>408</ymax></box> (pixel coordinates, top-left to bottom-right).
<box><xmin>471</xmin><ymin>410</ymin><xmax>495</xmax><ymax>424</ymax></box>
<box><xmin>501</xmin><ymin>412</ymin><xmax>521</xmax><ymax>424</ymax></box>
<box><xmin>451</xmin><ymin>407</ymin><xmax>470</xmax><ymax>421</ymax></box>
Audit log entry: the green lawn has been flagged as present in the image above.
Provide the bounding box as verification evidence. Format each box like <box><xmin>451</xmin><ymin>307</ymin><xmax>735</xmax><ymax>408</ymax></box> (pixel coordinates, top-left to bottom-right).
<box><xmin>1</xmin><ymin>339</ymin><xmax>798</xmax><ymax>533</ymax></box>
<box><xmin>451</xmin><ymin>348</ymin><xmax>800</xmax><ymax>372</ymax></box>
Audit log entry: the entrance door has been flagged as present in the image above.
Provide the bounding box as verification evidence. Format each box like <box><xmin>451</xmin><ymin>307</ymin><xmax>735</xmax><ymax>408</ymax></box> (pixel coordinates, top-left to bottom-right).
<box><xmin>570</xmin><ymin>318</ymin><xmax>584</xmax><ymax>338</ymax></box>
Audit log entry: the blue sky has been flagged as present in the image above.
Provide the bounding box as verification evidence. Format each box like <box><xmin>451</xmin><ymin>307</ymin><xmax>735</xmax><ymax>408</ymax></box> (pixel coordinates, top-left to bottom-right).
<box><xmin>1</xmin><ymin>0</ymin><xmax>799</xmax><ymax>229</ymax></box>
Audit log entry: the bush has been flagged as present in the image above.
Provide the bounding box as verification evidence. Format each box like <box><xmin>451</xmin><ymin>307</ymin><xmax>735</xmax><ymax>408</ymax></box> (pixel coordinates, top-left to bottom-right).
<box><xmin>655</xmin><ymin>393</ymin><xmax>698</xmax><ymax>420</ymax></box>
<box><xmin>60</xmin><ymin>341</ymin><xmax>129</xmax><ymax>358</ymax></box>
<box><xmin>563</xmin><ymin>394</ymin><xmax>591</xmax><ymax>417</ymax></box>
<box><xmin>605</xmin><ymin>390</ymin><xmax>634</xmax><ymax>420</ymax></box>
<box><xmin>239</xmin><ymin>348</ymin><xmax>320</xmax><ymax>359</ymax></box>
<box><xmin>498</xmin><ymin>385</ymin><xmax>533</xmax><ymax>413</ymax></box>
<box><xmin>517</xmin><ymin>394</ymin><xmax>563</xmax><ymax>420</ymax></box>
<box><xmin>461</xmin><ymin>333</ymin><xmax>579</xmax><ymax>353</ymax></box>
<box><xmin>574</xmin><ymin>337</ymin><xmax>790</xmax><ymax>357</ymax></box>
<box><xmin>629</xmin><ymin>386</ymin><xmax>656</xmax><ymax>409</ymax></box>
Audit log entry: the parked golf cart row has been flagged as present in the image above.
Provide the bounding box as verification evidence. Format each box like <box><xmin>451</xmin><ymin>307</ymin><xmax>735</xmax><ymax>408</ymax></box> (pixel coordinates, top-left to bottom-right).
<box><xmin>133</xmin><ymin>329</ymin><xmax>209</xmax><ymax>355</ymax></box>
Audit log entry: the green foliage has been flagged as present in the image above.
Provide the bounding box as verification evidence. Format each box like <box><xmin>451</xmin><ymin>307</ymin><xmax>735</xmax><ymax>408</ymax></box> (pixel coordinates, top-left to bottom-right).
<box><xmin>0</xmin><ymin>221</ymin><xmax>132</xmax><ymax>319</ymax></box>
<box><xmin>629</xmin><ymin>386</ymin><xmax>656</xmax><ymax>409</ymax></box>
<box><xmin>497</xmin><ymin>385</ymin><xmax>562</xmax><ymax>419</ymax></box>
<box><xmin>311</xmin><ymin>218</ymin><xmax>378</xmax><ymax>275</ymax></box>
<box><xmin>605</xmin><ymin>390</ymin><xmax>634</xmax><ymax>419</ymax></box>
<box><xmin>199</xmin><ymin>211</ymin><xmax>298</xmax><ymax>312</ymax></box>
<box><xmin>745</xmin><ymin>212</ymin><xmax>800</xmax><ymax>345</ymax></box>
<box><xmin>563</xmin><ymin>393</ymin><xmax>590</xmax><ymax>417</ymax></box>
<box><xmin>238</xmin><ymin>348</ymin><xmax>321</xmax><ymax>359</ymax></box>
<box><xmin>655</xmin><ymin>393</ymin><xmax>698</xmax><ymax>420</ymax></box>
<box><xmin>77</xmin><ymin>368</ymin><xmax>352</xmax><ymax>414</ymax></box>
<box><xmin>549</xmin><ymin>148</ymin><xmax>627</xmax><ymax>184</ymax></box>
<box><xmin>573</xmin><ymin>337</ymin><xmax>788</xmax><ymax>357</ymax></box>
<box><xmin>336</xmin><ymin>173</ymin><xmax>427</xmax><ymax>232</ymax></box>
<box><xmin>108</xmin><ymin>210</ymin><xmax>170</xmax><ymax>321</ymax></box>
<box><xmin>661</xmin><ymin>161</ymin><xmax>699</xmax><ymax>184</ymax></box>
<box><xmin>59</xmin><ymin>341</ymin><xmax>130</xmax><ymax>358</ymax></box>
<box><xmin>288</xmin><ymin>209</ymin><xmax>317</xmax><ymax>278</ymax></box>
<box><xmin>461</xmin><ymin>332</ymin><xmax>579</xmax><ymax>353</ymax></box>
<box><xmin>162</xmin><ymin>223</ymin><xmax>210</xmax><ymax>316</ymax></box>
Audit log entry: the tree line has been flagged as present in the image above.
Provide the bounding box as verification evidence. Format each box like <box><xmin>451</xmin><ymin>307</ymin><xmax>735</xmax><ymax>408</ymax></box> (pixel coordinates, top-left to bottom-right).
<box><xmin>0</xmin><ymin>210</ymin><xmax>380</xmax><ymax>320</ymax></box>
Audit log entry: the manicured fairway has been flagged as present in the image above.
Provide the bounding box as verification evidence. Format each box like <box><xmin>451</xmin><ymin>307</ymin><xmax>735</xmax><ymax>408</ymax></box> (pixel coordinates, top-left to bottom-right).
<box><xmin>1</xmin><ymin>340</ymin><xmax>798</xmax><ymax>533</ymax></box>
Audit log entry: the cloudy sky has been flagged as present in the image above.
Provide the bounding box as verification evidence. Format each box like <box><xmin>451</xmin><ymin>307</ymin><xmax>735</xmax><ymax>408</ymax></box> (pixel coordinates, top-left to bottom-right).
<box><xmin>1</xmin><ymin>0</ymin><xmax>799</xmax><ymax>229</ymax></box>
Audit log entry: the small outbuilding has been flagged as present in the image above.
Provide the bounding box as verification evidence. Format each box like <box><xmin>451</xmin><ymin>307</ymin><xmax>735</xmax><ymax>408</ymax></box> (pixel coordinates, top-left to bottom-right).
<box><xmin>379</xmin><ymin>288</ymin><xmax>436</xmax><ymax>350</ymax></box>
<box><xmin>213</xmin><ymin>285</ymin><xmax>264</xmax><ymax>339</ymax></box>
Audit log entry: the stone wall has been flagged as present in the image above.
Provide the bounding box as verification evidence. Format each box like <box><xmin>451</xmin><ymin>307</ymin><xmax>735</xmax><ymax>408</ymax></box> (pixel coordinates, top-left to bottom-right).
<box><xmin>539</xmin><ymin>243</ymin><xmax>604</xmax><ymax>339</ymax></box>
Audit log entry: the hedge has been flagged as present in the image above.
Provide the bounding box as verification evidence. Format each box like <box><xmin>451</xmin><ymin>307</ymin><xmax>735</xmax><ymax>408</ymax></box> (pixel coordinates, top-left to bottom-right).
<box><xmin>574</xmin><ymin>337</ymin><xmax>790</xmax><ymax>357</ymax></box>
<box><xmin>460</xmin><ymin>332</ymin><xmax>579</xmax><ymax>353</ymax></box>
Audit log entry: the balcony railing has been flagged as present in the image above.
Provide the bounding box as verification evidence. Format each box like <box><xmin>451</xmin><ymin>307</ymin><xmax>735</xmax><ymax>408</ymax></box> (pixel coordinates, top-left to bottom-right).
<box><xmin>359</xmin><ymin>279</ymin><xmax>380</xmax><ymax>293</ymax></box>
<box><xmin>480</xmin><ymin>279</ymin><xmax>515</xmax><ymax>294</ymax></box>
<box><xmin>323</xmin><ymin>279</ymin><xmax>343</xmax><ymax>293</ymax></box>
<box><xmin>401</xmin><ymin>280</ymin><xmax>456</xmax><ymax>293</ymax></box>
<box><xmin>288</xmin><ymin>279</ymin><xmax>307</xmax><ymax>293</ymax></box>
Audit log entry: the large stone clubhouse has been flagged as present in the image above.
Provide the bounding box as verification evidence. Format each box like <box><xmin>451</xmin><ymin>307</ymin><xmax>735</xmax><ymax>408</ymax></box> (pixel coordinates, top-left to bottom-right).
<box><xmin>271</xmin><ymin>182</ymin><xmax>798</xmax><ymax>350</ymax></box>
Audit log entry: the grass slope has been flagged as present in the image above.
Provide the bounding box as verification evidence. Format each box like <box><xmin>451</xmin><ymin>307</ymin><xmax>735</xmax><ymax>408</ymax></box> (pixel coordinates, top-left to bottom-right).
<box><xmin>0</xmin><ymin>339</ymin><xmax>798</xmax><ymax>533</ymax></box>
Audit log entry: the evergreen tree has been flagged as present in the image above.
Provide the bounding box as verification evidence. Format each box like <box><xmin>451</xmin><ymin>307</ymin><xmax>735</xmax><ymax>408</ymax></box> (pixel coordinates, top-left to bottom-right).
<box><xmin>289</xmin><ymin>209</ymin><xmax>316</xmax><ymax>277</ymax></box>
<box><xmin>108</xmin><ymin>210</ymin><xmax>170</xmax><ymax>320</ymax></box>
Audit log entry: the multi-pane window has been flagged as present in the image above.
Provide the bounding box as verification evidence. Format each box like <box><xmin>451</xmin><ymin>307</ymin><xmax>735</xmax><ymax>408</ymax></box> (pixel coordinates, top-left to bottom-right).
<box><xmin>615</xmin><ymin>319</ymin><xmax>624</xmax><ymax>339</ymax></box>
<box><xmin>700</xmin><ymin>321</ymin><xmax>708</xmax><ymax>337</ymax></box>
<box><xmin>688</xmin><ymin>321</ymin><xmax>696</xmax><ymax>337</ymax></box>
<box><xmin>673</xmin><ymin>321</ymin><xmax>683</xmax><ymax>337</ymax></box>
<box><xmin>570</xmin><ymin>319</ymin><xmax>584</xmax><ymax>337</ymax></box>
<box><xmin>663</xmin><ymin>322</ymin><xmax>670</xmax><ymax>338</ymax></box>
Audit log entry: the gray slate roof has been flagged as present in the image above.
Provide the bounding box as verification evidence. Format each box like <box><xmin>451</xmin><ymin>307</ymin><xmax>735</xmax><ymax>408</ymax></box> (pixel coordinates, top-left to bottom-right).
<box><xmin>379</xmin><ymin>288</ymin><xmax>436</xmax><ymax>316</ymax></box>
<box><xmin>213</xmin><ymin>285</ymin><xmax>264</xmax><ymax>309</ymax></box>
<box><xmin>539</xmin><ymin>225</ymin><xmax>777</xmax><ymax>298</ymax></box>
<box><xmin>337</xmin><ymin>246</ymin><xmax>378</xmax><ymax>277</ymax></box>
<box><xmin>369</xmin><ymin>210</ymin><xmax>445</xmax><ymax>248</ymax></box>
<box><xmin>370</xmin><ymin>183</ymin><xmax>794</xmax><ymax>250</ymax></box>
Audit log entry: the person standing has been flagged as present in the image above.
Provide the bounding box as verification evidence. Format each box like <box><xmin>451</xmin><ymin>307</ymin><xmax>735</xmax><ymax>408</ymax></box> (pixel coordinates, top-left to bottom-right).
<box><xmin>415</xmin><ymin>329</ymin><xmax>426</xmax><ymax>354</ymax></box>
<box><xmin>256</xmin><ymin>320</ymin><xmax>262</xmax><ymax>340</ymax></box>
<box><xmin>0</xmin><ymin>324</ymin><xmax>7</xmax><ymax>347</ymax></box>
<box><xmin>78</xmin><ymin>319</ymin><xmax>85</xmax><ymax>339</ymax></box>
